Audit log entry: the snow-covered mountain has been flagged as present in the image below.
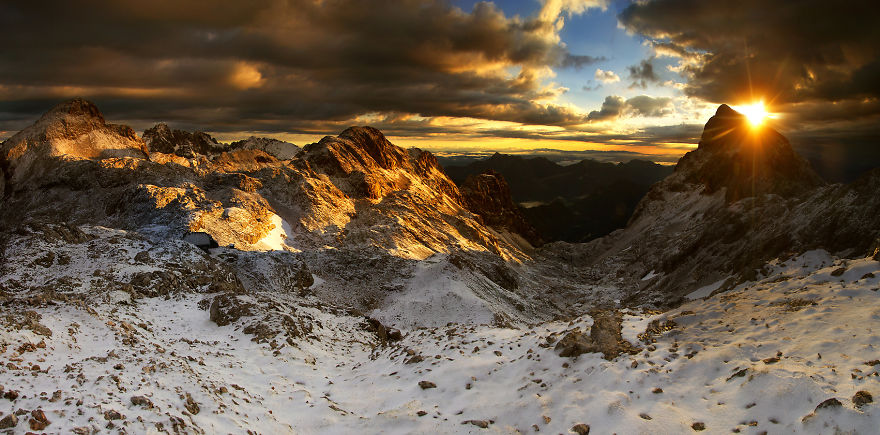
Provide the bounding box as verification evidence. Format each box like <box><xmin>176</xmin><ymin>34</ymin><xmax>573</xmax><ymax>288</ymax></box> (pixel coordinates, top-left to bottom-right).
<box><xmin>1</xmin><ymin>99</ymin><xmax>878</xmax><ymax>433</ymax></box>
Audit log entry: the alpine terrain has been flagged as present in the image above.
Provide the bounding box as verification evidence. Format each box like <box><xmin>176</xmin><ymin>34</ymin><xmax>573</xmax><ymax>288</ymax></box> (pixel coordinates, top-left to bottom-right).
<box><xmin>1</xmin><ymin>99</ymin><xmax>879</xmax><ymax>434</ymax></box>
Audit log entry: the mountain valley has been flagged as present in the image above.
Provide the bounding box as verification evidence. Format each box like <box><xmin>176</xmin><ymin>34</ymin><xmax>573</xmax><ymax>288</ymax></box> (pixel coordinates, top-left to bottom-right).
<box><xmin>1</xmin><ymin>100</ymin><xmax>879</xmax><ymax>434</ymax></box>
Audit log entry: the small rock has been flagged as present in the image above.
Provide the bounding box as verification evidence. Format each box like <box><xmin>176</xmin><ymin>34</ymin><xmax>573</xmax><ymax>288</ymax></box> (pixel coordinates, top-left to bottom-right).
<box><xmin>639</xmin><ymin>413</ymin><xmax>652</xmax><ymax>420</ymax></box>
<box><xmin>692</xmin><ymin>422</ymin><xmax>706</xmax><ymax>431</ymax></box>
<box><xmin>830</xmin><ymin>267</ymin><xmax>846</xmax><ymax>277</ymax></box>
<box><xmin>652</xmin><ymin>388</ymin><xmax>663</xmax><ymax>394</ymax></box>
<box><xmin>405</xmin><ymin>355</ymin><xmax>424</xmax><ymax>364</ymax></box>
<box><xmin>417</xmin><ymin>410</ymin><xmax>427</xmax><ymax>417</ymax></box>
<box><xmin>571</xmin><ymin>423</ymin><xmax>590</xmax><ymax>434</ymax></box>
<box><xmin>853</xmin><ymin>391</ymin><xmax>873</xmax><ymax>408</ymax></box>
<box><xmin>418</xmin><ymin>381</ymin><xmax>437</xmax><ymax>390</ymax></box>
<box><xmin>3</xmin><ymin>390</ymin><xmax>19</xmax><ymax>401</ymax></box>
<box><xmin>816</xmin><ymin>398</ymin><xmax>843</xmax><ymax>410</ymax></box>
<box><xmin>762</xmin><ymin>357</ymin><xmax>780</xmax><ymax>364</ymax></box>
<box><xmin>727</xmin><ymin>368</ymin><xmax>748</xmax><ymax>381</ymax></box>
<box><xmin>387</xmin><ymin>329</ymin><xmax>403</xmax><ymax>341</ymax></box>
<box><xmin>0</xmin><ymin>414</ymin><xmax>18</xmax><ymax>429</ymax></box>
<box><xmin>104</xmin><ymin>410</ymin><xmax>123</xmax><ymax>420</ymax></box>
<box><xmin>49</xmin><ymin>390</ymin><xmax>62</xmax><ymax>402</ymax></box>
<box><xmin>462</xmin><ymin>419</ymin><xmax>489</xmax><ymax>428</ymax></box>
<box><xmin>29</xmin><ymin>418</ymin><xmax>49</xmax><ymax>431</ymax></box>
<box><xmin>184</xmin><ymin>393</ymin><xmax>200</xmax><ymax>415</ymax></box>
<box><xmin>131</xmin><ymin>395</ymin><xmax>154</xmax><ymax>409</ymax></box>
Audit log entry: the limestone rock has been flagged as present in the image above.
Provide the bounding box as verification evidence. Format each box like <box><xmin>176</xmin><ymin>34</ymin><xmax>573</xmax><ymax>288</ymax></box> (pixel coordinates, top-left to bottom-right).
<box><xmin>460</xmin><ymin>170</ymin><xmax>542</xmax><ymax>247</ymax></box>
<box><xmin>0</xmin><ymin>98</ymin><xmax>148</xmax><ymax>185</ymax></box>
<box><xmin>143</xmin><ymin>123</ymin><xmax>226</xmax><ymax>158</ymax></box>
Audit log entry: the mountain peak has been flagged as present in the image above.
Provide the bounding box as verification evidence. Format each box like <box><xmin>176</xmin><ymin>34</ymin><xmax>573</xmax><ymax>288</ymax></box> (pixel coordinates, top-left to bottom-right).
<box><xmin>674</xmin><ymin>104</ymin><xmax>824</xmax><ymax>202</ymax></box>
<box><xmin>142</xmin><ymin>123</ymin><xmax>224</xmax><ymax>158</ymax></box>
<box><xmin>1</xmin><ymin>99</ymin><xmax>147</xmax><ymax>184</ymax></box>
<box><xmin>42</xmin><ymin>97</ymin><xmax>105</xmax><ymax>122</ymax></box>
<box><xmin>713</xmin><ymin>103</ymin><xmax>741</xmax><ymax>118</ymax></box>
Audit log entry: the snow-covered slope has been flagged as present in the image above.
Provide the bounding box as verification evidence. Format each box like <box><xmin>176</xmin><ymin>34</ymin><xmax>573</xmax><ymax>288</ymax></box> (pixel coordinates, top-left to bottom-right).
<box><xmin>2</xmin><ymin>247</ymin><xmax>878</xmax><ymax>433</ymax></box>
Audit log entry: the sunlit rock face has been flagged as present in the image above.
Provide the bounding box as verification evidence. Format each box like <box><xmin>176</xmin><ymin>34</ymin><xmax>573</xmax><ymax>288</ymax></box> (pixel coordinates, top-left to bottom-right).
<box><xmin>0</xmin><ymin>98</ymin><xmax>148</xmax><ymax>184</ymax></box>
<box><xmin>674</xmin><ymin>104</ymin><xmax>824</xmax><ymax>202</ymax></box>
<box><xmin>0</xmin><ymin>99</ymin><xmax>528</xmax><ymax>260</ymax></box>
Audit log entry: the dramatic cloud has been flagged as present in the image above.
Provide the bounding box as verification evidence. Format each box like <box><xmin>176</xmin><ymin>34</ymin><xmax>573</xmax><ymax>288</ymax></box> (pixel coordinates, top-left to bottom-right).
<box><xmin>626</xmin><ymin>95</ymin><xmax>672</xmax><ymax>117</ymax></box>
<box><xmin>626</xmin><ymin>58</ymin><xmax>659</xmax><ymax>89</ymax></box>
<box><xmin>619</xmin><ymin>0</ymin><xmax>880</xmax><ymax>111</ymax></box>
<box><xmin>594</xmin><ymin>68</ymin><xmax>620</xmax><ymax>84</ymax></box>
<box><xmin>588</xmin><ymin>96</ymin><xmax>626</xmax><ymax>121</ymax></box>
<box><xmin>617</xmin><ymin>0</ymin><xmax>880</xmax><ymax>178</ymax></box>
<box><xmin>0</xmin><ymin>0</ymin><xmax>608</xmax><ymax>134</ymax></box>
<box><xmin>588</xmin><ymin>95</ymin><xmax>672</xmax><ymax>121</ymax></box>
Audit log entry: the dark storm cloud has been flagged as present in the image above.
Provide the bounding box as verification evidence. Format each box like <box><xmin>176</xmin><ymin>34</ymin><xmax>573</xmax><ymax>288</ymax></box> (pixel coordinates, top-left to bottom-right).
<box><xmin>0</xmin><ymin>0</ymin><xmax>605</xmax><ymax>132</ymax></box>
<box><xmin>618</xmin><ymin>0</ymin><xmax>880</xmax><ymax>178</ymax></box>
<box><xmin>619</xmin><ymin>0</ymin><xmax>880</xmax><ymax>108</ymax></box>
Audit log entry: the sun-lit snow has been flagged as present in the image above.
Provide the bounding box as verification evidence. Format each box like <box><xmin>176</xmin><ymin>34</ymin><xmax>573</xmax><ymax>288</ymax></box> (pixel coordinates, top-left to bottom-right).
<box><xmin>3</xmin><ymin>248</ymin><xmax>879</xmax><ymax>433</ymax></box>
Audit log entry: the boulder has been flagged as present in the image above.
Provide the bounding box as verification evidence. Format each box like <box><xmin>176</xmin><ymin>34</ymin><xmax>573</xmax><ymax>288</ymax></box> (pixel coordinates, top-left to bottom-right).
<box><xmin>183</xmin><ymin>232</ymin><xmax>219</xmax><ymax>252</ymax></box>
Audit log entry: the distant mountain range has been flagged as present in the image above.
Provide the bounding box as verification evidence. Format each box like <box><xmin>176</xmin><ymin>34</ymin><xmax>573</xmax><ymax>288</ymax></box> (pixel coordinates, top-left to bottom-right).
<box><xmin>442</xmin><ymin>154</ymin><xmax>673</xmax><ymax>242</ymax></box>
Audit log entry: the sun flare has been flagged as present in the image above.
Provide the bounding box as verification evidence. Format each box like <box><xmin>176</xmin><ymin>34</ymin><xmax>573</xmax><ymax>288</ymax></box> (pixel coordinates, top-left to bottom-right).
<box><xmin>737</xmin><ymin>101</ymin><xmax>769</xmax><ymax>127</ymax></box>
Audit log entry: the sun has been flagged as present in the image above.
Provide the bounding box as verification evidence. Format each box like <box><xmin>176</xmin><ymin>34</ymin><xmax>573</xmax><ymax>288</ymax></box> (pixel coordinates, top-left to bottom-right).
<box><xmin>736</xmin><ymin>101</ymin><xmax>769</xmax><ymax>127</ymax></box>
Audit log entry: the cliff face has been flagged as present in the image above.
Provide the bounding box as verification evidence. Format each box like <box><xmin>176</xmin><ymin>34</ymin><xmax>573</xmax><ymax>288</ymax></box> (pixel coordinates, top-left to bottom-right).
<box><xmin>143</xmin><ymin>123</ymin><xmax>227</xmax><ymax>158</ymax></box>
<box><xmin>460</xmin><ymin>170</ymin><xmax>542</xmax><ymax>247</ymax></box>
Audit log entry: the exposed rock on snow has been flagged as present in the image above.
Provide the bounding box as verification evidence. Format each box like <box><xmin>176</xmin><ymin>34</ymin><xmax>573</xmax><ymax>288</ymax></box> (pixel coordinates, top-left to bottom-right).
<box><xmin>555</xmin><ymin>311</ymin><xmax>639</xmax><ymax>360</ymax></box>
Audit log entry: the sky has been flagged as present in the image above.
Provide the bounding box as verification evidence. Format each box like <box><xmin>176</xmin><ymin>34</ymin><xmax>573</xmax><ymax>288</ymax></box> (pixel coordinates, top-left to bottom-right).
<box><xmin>0</xmin><ymin>0</ymin><xmax>878</xmax><ymax>174</ymax></box>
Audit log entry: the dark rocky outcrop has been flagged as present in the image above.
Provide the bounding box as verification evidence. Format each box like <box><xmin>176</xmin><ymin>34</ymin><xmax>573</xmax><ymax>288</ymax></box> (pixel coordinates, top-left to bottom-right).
<box><xmin>142</xmin><ymin>123</ymin><xmax>227</xmax><ymax>158</ymax></box>
<box><xmin>676</xmin><ymin>104</ymin><xmax>824</xmax><ymax>202</ymax></box>
<box><xmin>460</xmin><ymin>170</ymin><xmax>542</xmax><ymax>247</ymax></box>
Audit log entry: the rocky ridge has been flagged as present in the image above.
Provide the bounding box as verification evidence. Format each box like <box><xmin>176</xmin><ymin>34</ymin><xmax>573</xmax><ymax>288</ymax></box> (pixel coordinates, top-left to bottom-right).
<box><xmin>537</xmin><ymin>104</ymin><xmax>880</xmax><ymax>307</ymax></box>
<box><xmin>1</xmin><ymin>100</ymin><xmax>879</xmax><ymax>433</ymax></box>
<box><xmin>142</xmin><ymin>123</ymin><xmax>226</xmax><ymax>158</ymax></box>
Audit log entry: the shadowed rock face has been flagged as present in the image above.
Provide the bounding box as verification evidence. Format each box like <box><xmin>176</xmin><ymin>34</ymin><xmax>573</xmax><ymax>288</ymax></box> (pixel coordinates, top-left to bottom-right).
<box><xmin>676</xmin><ymin>104</ymin><xmax>824</xmax><ymax>202</ymax></box>
<box><xmin>460</xmin><ymin>170</ymin><xmax>542</xmax><ymax>247</ymax></box>
<box><xmin>143</xmin><ymin>123</ymin><xmax>227</xmax><ymax>158</ymax></box>
<box><xmin>536</xmin><ymin>104</ymin><xmax>880</xmax><ymax>309</ymax></box>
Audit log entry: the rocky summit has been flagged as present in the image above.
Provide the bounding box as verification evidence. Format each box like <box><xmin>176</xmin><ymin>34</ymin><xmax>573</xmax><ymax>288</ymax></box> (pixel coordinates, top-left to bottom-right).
<box><xmin>1</xmin><ymin>100</ymin><xmax>879</xmax><ymax>434</ymax></box>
